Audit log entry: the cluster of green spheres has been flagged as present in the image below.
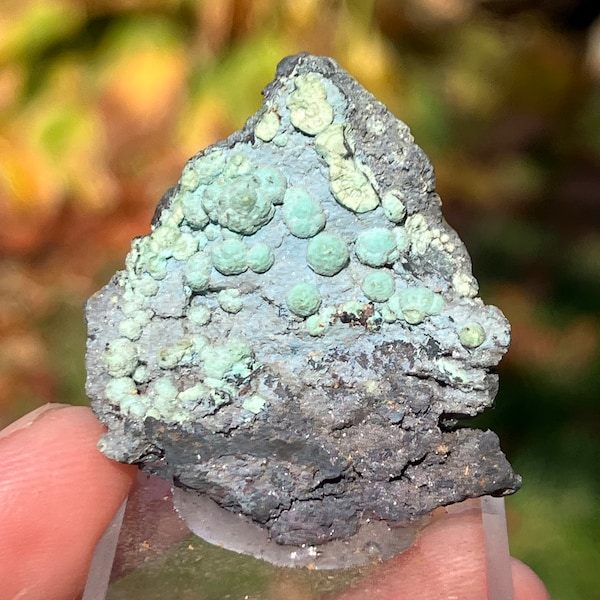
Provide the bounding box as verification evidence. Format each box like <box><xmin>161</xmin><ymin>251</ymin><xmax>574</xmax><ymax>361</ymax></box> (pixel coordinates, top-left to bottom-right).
<box><xmin>204</xmin><ymin>176</ymin><xmax>275</xmax><ymax>235</ymax></box>
<box><xmin>180</xmin><ymin>151</ymin><xmax>288</xmax><ymax>236</ymax></box>
<box><xmin>104</xmin><ymin>68</ymin><xmax>499</xmax><ymax>430</ymax></box>
<box><xmin>388</xmin><ymin>287</ymin><xmax>444</xmax><ymax>325</ymax></box>
<box><xmin>183</xmin><ymin>240</ymin><xmax>275</xmax><ymax>292</ymax></box>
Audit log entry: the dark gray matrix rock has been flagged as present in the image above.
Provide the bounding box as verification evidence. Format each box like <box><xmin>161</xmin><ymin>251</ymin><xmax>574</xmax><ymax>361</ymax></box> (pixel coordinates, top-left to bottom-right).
<box><xmin>86</xmin><ymin>53</ymin><xmax>521</xmax><ymax>547</ymax></box>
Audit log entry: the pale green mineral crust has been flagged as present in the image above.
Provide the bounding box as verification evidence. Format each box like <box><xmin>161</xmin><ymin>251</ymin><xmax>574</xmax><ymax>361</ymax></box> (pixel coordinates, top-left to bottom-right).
<box><xmin>86</xmin><ymin>53</ymin><xmax>520</xmax><ymax>555</ymax></box>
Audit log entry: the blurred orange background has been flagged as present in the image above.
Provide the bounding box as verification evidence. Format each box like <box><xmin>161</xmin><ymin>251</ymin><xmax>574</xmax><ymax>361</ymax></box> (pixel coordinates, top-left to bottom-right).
<box><xmin>1</xmin><ymin>1</ymin><xmax>599</xmax><ymax>597</ymax></box>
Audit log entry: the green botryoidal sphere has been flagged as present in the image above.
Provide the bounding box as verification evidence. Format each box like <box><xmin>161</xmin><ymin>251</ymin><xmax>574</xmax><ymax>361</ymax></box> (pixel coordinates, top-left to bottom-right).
<box><xmin>212</xmin><ymin>239</ymin><xmax>248</xmax><ymax>275</ymax></box>
<box><xmin>459</xmin><ymin>322</ymin><xmax>486</xmax><ymax>348</ymax></box>
<box><xmin>247</xmin><ymin>243</ymin><xmax>275</xmax><ymax>273</ymax></box>
<box><xmin>286</xmin><ymin>282</ymin><xmax>322</xmax><ymax>317</ymax></box>
<box><xmin>306</xmin><ymin>232</ymin><xmax>349</xmax><ymax>276</ymax></box>
<box><xmin>282</xmin><ymin>188</ymin><xmax>326</xmax><ymax>238</ymax></box>
<box><xmin>362</xmin><ymin>270</ymin><xmax>395</xmax><ymax>302</ymax></box>
<box><xmin>355</xmin><ymin>227</ymin><xmax>399</xmax><ymax>267</ymax></box>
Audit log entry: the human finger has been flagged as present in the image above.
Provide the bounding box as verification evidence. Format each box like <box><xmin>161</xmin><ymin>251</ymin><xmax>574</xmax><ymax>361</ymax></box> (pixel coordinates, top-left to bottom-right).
<box><xmin>0</xmin><ymin>404</ymin><xmax>137</xmax><ymax>600</ymax></box>
<box><xmin>335</xmin><ymin>500</ymin><xmax>550</xmax><ymax>600</ymax></box>
<box><xmin>512</xmin><ymin>558</ymin><xmax>551</xmax><ymax>600</ymax></box>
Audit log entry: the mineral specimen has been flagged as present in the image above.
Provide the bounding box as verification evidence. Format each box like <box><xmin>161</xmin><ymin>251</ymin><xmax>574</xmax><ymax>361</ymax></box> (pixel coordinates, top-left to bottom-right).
<box><xmin>86</xmin><ymin>54</ymin><xmax>521</xmax><ymax>556</ymax></box>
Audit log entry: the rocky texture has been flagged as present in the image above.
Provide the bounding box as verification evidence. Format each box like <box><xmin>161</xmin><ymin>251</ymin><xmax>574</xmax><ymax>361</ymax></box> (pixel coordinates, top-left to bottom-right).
<box><xmin>86</xmin><ymin>53</ymin><xmax>521</xmax><ymax>548</ymax></box>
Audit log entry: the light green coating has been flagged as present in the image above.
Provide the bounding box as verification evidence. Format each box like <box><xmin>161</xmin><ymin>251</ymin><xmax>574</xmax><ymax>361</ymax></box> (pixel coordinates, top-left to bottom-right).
<box><xmin>282</xmin><ymin>187</ymin><xmax>326</xmax><ymax>238</ymax></box>
<box><xmin>204</xmin><ymin>224</ymin><xmax>220</xmax><ymax>241</ymax></box>
<box><xmin>305</xmin><ymin>311</ymin><xmax>331</xmax><ymax>336</ymax></box>
<box><xmin>224</xmin><ymin>153</ymin><xmax>254</xmax><ymax>178</ymax></box>
<box><xmin>203</xmin><ymin>176</ymin><xmax>275</xmax><ymax>235</ymax></box>
<box><xmin>388</xmin><ymin>287</ymin><xmax>444</xmax><ymax>325</ymax></box>
<box><xmin>286</xmin><ymin>282</ymin><xmax>322</xmax><ymax>317</ymax></box>
<box><xmin>144</xmin><ymin>408</ymin><xmax>162</xmax><ymax>421</ymax></box>
<box><xmin>254</xmin><ymin>166</ymin><xmax>287</xmax><ymax>205</ymax></box>
<box><xmin>286</xmin><ymin>73</ymin><xmax>334</xmax><ymax>135</ymax></box>
<box><xmin>171</xmin><ymin>231</ymin><xmax>198</xmax><ymax>260</ymax></box>
<box><xmin>314</xmin><ymin>122</ymin><xmax>376</xmax><ymax>215</ymax></box>
<box><xmin>362</xmin><ymin>271</ymin><xmax>395</xmax><ymax>302</ymax></box>
<box><xmin>184</xmin><ymin>252</ymin><xmax>212</xmax><ymax>291</ymax></box>
<box><xmin>149</xmin><ymin>225</ymin><xmax>179</xmax><ymax>257</ymax></box>
<box><xmin>121</xmin><ymin>295</ymin><xmax>144</xmax><ymax>317</ymax></box>
<box><xmin>144</xmin><ymin>253</ymin><xmax>168</xmax><ymax>280</ymax></box>
<box><xmin>194</xmin><ymin>150</ymin><xmax>227</xmax><ymax>185</ymax></box>
<box><xmin>436</xmin><ymin>358</ymin><xmax>470</xmax><ymax>384</ymax></box>
<box><xmin>124</xmin><ymin>236</ymin><xmax>146</xmax><ymax>273</ymax></box>
<box><xmin>159</xmin><ymin>203</ymin><xmax>184</xmax><ymax>228</ymax></box>
<box><xmin>395</xmin><ymin>227</ymin><xmax>409</xmax><ymax>252</ymax></box>
<box><xmin>118</xmin><ymin>318</ymin><xmax>143</xmax><ymax>341</ymax></box>
<box><xmin>247</xmin><ymin>243</ymin><xmax>275</xmax><ymax>273</ymax></box>
<box><xmin>329</xmin><ymin>159</ymin><xmax>379</xmax><ymax>213</ymax></box>
<box><xmin>192</xmin><ymin>334</ymin><xmax>209</xmax><ymax>353</ymax></box>
<box><xmin>181</xmin><ymin>192</ymin><xmax>210</xmax><ymax>229</ymax></box>
<box><xmin>127</xmin><ymin>309</ymin><xmax>151</xmax><ymax>328</ymax></box>
<box><xmin>255</xmin><ymin>110</ymin><xmax>280</xmax><ymax>141</ymax></box>
<box><xmin>355</xmin><ymin>228</ymin><xmax>399</xmax><ymax>267</ymax></box>
<box><xmin>126</xmin><ymin>402</ymin><xmax>149</xmax><ymax>419</ymax></box>
<box><xmin>187</xmin><ymin>304</ymin><xmax>212</xmax><ymax>326</ymax></box>
<box><xmin>178</xmin><ymin>383</ymin><xmax>209</xmax><ymax>405</ymax></box>
<box><xmin>314</xmin><ymin>124</ymin><xmax>348</xmax><ymax>159</ymax></box>
<box><xmin>212</xmin><ymin>239</ymin><xmax>248</xmax><ymax>275</ymax></box>
<box><xmin>196</xmin><ymin>233</ymin><xmax>209</xmax><ymax>250</ymax></box>
<box><xmin>152</xmin><ymin>376</ymin><xmax>179</xmax><ymax>400</ymax></box>
<box><xmin>459</xmin><ymin>322</ymin><xmax>486</xmax><ymax>348</ymax></box>
<box><xmin>132</xmin><ymin>365</ymin><xmax>148</xmax><ymax>384</ymax></box>
<box><xmin>341</xmin><ymin>300</ymin><xmax>366</xmax><ymax>318</ymax></box>
<box><xmin>114</xmin><ymin>385</ymin><xmax>147</xmax><ymax>418</ymax></box>
<box><xmin>150</xmin><ymin>376</ymin><xmax>180</xmax><ymax>419</ymax></box>
<box><xmin>105</xmin><ymin>377</ymin><xmax>137</xmax><ymax>404</ymax></box>
<box><xmin>158</xmin><ymin>337</ymin><xmax>196</xmax><ymax>369</ymax></box>
<box><xmin>179</xmin><ymin>161</ymin><xmax>201</xmax><ymax>192</ymax></box>
<box><xmin>102</xmin><ymin>338</ymin><xmax>138</xmax><ymax>377</ymax></box>
<box><xmin>218</xmin><ymin>289</ymin><xmax>243</xmax><ymax>313</ymax></box>
<box><xmin>180</xmin><ymin>150</ymin><xmax>226</xmax><ymax>191</ymax></box>
<box><xmin>201</xmin><ymin>339</ymin><xmax>253</xmax><ymax>380</ymax></box>
<box><xmin>306</xmin><ymin>232</ymin><xmax>349</xmax><ymax>276</ymax></box>
<box><xmin>242</xmin><ymin>394</ymin><xmax>266</xmax><ymax>414</ymax></box>
<box><xmin>134</xmin><ymin>274</ymin><xmax>159</xmax><ymax>297</ymax></box>
<box><xmin>380</xmin><ymin>303</ymin><xmax>398</xmax><ymax>323</ymax></box>
<box><xmin>381</xmin><ymin>191</ymin><xmax>407</xmax><ymax>223</ymax></box>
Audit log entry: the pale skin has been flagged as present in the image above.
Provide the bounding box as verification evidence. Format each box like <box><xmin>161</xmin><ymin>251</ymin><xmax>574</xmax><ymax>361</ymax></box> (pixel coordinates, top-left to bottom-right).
<box><xmin>0</xmin><ymin>404</ymin><xmax>550</xmax><ymax>600</ymax></box>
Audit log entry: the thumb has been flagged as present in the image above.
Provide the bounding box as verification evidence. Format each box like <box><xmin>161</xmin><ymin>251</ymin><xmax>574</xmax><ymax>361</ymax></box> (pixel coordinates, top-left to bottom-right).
<box><xmin>0</xmin><ymin>404</ymin><xmax>136</xmax><ymax>600</ymax></box>
<box><xmin>336</xmin><ymin>500</ymin><xmax>550</xmax><ymax>600</ymax></box>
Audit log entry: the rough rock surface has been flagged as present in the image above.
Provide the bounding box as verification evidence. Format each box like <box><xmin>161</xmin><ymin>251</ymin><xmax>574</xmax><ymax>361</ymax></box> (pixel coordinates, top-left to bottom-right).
<box><xmin>86</xmin><ymin>53</ymin><xmax>521</xmax><ymax>547</ymax></box>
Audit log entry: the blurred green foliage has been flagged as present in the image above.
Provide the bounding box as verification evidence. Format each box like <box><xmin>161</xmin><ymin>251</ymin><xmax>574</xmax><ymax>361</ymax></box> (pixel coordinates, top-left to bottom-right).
<box><xmin>1</xmin><ymin>0</ymin><xmax>599</xmax><ymax>598</ymax></box>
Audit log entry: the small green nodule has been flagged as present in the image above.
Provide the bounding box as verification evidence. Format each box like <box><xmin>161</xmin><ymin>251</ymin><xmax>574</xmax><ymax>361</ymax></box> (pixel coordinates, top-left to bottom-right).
<box><xmin>286</xmin><ymin>282</ymin><xmax>322</xmax><ymax>317</ymax></box>
<box><xmin>306</xmin><ymin>232</ymin><xmax>349</xmax><ymax>276</ymax></box>
<box><xmin>459</xmin><ymin>323</ymin><xmax>486</xmax><ymax>348</ymax></box>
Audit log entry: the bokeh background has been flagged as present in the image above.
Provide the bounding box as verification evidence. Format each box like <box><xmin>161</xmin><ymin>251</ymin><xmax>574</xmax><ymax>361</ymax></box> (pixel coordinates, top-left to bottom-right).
<box><xmin>1</xmin><ymin>0</ymin><xmax>599</xmax><ymax>598</ymax></box>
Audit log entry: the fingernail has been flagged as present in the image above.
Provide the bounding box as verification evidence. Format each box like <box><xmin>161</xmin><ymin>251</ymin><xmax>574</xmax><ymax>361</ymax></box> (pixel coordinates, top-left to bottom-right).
<box><xmin>0</xmin><ymin>403</ymin><xmax>70</xmax><ymax>441</ymax></box>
